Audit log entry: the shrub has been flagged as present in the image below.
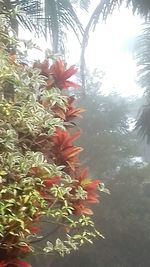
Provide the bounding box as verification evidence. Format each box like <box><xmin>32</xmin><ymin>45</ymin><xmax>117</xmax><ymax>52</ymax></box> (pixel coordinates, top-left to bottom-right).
<box><xmin>0</xmin><ymin>15</ymin><xmax>103</xmax><ymax>267</ymax></box>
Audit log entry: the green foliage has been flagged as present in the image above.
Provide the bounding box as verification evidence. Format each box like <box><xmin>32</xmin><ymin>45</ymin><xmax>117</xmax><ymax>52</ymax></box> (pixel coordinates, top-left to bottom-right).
<box><xmin>0</xmin><ymin>15</ymin><xmax>102</xmax><ymax>266</ymax></box>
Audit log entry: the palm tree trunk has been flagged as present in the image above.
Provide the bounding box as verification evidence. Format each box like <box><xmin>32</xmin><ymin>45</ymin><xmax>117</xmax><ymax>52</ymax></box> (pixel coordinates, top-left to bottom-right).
<box><xmin>80</xmin><ymin>0</ymin><xmax>103</xmax><ymax>91</ymax></box>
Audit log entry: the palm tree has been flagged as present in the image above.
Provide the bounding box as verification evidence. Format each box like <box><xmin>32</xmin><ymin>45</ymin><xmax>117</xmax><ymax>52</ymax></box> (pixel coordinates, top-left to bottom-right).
<box><xmin>81</xmin><ymin>0</ymin><xmax>150</xmax><ymax>87</ymax></box>
<box><xmin>82</xmin><ymin>0</ymin><xmax>150</xmax><ymax>50</ymax></box>
<box><xmin>1</xmin><ymin>0</ymin><xmax>84</xmax><ymax>53</ymax></box>
<box><xmin>79</xmin><ymin>0</ymin><xmax>150</xmax><ymax>142</ymax></box>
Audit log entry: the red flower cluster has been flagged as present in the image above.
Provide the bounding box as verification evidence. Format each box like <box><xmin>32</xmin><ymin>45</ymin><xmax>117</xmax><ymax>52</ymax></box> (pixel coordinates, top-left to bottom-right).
<box><xmin>51</xmin><ymin>128</ymin><xmax>83</xmax><ymax>171</ymax></box>
<box><xmin>52</xmin><ymin>96</ymin><xmax>85</xmax><ymax>122</ymax></box>
<box><xmin>72</xmin><ymin>168</ymin><xmax>100</xmax><ymax>215</ymax></box>
<box><xmin>33</xmin><ymin>59</ymin><xmax>80</xmax><ymax>89</ymax></box>
<box><xmin>32</xmin><ymin>58</ymin><xmax>100</xmax><ymax>214</ymax></box>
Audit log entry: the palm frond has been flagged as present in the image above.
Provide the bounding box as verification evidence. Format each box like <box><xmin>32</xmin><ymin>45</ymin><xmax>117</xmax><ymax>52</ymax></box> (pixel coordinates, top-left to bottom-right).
<box><xmin>45</xmin><ymin>0</ymin><xmax>59</xmax><ymax>52</ymax></box>
<box><xmin>135</xmin><ymin>23</ymin><xmax>150</xmax><ymax>95</ymax></box>
<box><xmin>134</xmin><ymin>22</ymin><xmax>150</xmax><ymax>142</ymax></box>
<box><xmin>80</xmin><ymin>0</ymin><xmax>150</xmax><ymax>88</ymax></box>
<box><xmin>135</xmin><ymin>104</ymin><xmax>150</xmax><ymax>143</ymax></box>
<box><xmin>1</xmin><ymin>0</ymin><xmax>42</xmax><ymax>34</ymax></box>
<box><xmin>43</xmin><ymin>0</ymin><xmax>84</xmax><ymax>53</ymax></box>
<box><xmin>57</xmin><ymin>0</ymin><xmax>84</xmax><ymax>39</ymax></box>
<box><xmin>71</xmin><ymin>0</ymin><xmax>90</xmax><ymax>11</ymax></box>
<box><xmin>2</xmin><ymin>0</ymin><xmax>84</xmax><ymax>53</ymax></box>
<box><xmin>128</xmin><ymin>0</ymin><xmax>150</xmax><ymax>17</ymax></box>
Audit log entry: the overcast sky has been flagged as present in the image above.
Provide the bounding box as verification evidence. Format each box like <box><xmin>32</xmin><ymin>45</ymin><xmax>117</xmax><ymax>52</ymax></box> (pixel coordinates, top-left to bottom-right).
<box><xmin>67</xmin><ymin>5</ymin><xmax>144</xmax><ymax>96</ymax></box>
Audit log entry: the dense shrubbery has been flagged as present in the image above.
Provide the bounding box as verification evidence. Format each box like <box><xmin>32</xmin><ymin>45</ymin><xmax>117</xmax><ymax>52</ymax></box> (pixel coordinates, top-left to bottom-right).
<box><xmin>0</xmin><ymin>16</ymin><xmax>104</xmax><ymax>267</ymax></box>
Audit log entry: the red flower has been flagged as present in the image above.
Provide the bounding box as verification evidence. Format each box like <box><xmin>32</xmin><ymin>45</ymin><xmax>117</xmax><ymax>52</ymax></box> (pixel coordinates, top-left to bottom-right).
<box><xmin>33</xmin><ymin>59</ymin><xmax>80</xmax><ymax>89</ymax></box>
<box><xmin>75</xmin><ymin>168</ymin><xmax>88</xmax><ymax>182</ymax></box>
<box><xmin>51</xmin><ymin>128</ymin><xmax>82</xmax><ymax>171</ymax></box>
<box><xmin>65</xmin><ymin>97</ymin><xmax>85</xmax><ymax>121</ymax></box>
<box><xmin>49</xmin><ymin>59</ymin><xmax>80</xmax><ymax>89</ymax></box>
<box><xmin>54</xmin><ymin>96</ymin><xmax>84</xmax><ymax>122</ymax></box>
<box><xmin>70</xmin><ymin>169</ymin><xmax>100</xmax><ymax>215</ymax></box>
<box><xmin>83</xmin><ymin>179</ymin><xmax>100</xmax><ymax>191</ymax></box>
<box><xmin>52</xmin><ymin>128</ymin><xmax>81</xmax><ymax>147</ymax></box>
<box><xmin>80</xmin><ymin>177</ymin><xmax>100</xmax><ymax>204</ymax></box>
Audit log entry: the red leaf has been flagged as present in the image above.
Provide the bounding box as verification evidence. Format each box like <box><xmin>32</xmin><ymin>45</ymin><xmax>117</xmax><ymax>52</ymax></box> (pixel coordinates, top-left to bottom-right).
<box><xmin>81</xmin><ymin>207</ymin><xmax>93</xmax><ymax>215</ymax></box>
<box><xmin>0</xmin><ymin>261</ymin><xmax>7</xmax><ymax>267</ymax></box>
<box><xmin>43</xmin><ymin>176</ymin><xmax>60</xmax><ymax>187</ymax></box>
<box><xmin>66</xmin><ymin>108</ymin><xmax>85</xmax><ymax>120</ymax></box>
<box><xmin>87</xmin><ymin>192</ymin><xmax>99</xmax><ymax>203</ymax></box>
<box><xmin>72</xmin><ymin>203</ymin><xmax>93</xmax><ymax>215</ymax></box>
<box><xmin>52</xmin><ymin>107</ymin><xmax>66</xmax><ymax>120</ymax></box>
<box><xmin>62</xmin><ymin>81</ymin><xmax>80</xmax><ymax>89</ymax></box>
<box><xmin>69</xmin><ymin>130</ymin><xmax>81</xmax><ymax>143</ymax></box>
<box><xmin>63</xmin><ymin>147</ymin><xmax>83</xmax><ymax>159</ymax></box>
<box><xmin>75</xmin><ymin>168</ymin><xmax>88</xmax><ymax>182</ymax></box>
<box><xmin>52</xmin><ymin>129</ymin><xmax>81</xmax><ymax>147</ymax></box>
<box><xmin>62</xmin><ymin>65</ymin><xmax>78</xmax><ymax>80</ymax></box>
<box><xmin>12</xmin><ymin>259</ymin><xmax>31</xmax><ymax>267</ymax></box>
<box><xmin>0</xmin><ymin>259</ymin><xmax>31</xmax><ymax>267</ymax></box>
<box><xmin>84</xmin><ymin>180</ymin><xmax>100</xmax><ymax>190</ymax></box>
<box><xmin>49</xmin><ymin>59</ymin><xmax>80</xmax><ymax>89</ymax></box>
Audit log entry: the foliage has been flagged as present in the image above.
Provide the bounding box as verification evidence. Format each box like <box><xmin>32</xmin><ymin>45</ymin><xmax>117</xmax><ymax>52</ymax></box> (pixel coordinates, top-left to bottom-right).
<box><xmin>1</xmin><ymin>0</ymin><xmax>83</xmax><ymax>53</ymax></box>
<box><xmin>134</xmin><ymin>24</ymin><xmax>150</xmax><ymax>143</ymax></box>
<box><xmin>0</xmin><ymin>15</ymin><xmax>103</xmax><ymax>267</ymax></box>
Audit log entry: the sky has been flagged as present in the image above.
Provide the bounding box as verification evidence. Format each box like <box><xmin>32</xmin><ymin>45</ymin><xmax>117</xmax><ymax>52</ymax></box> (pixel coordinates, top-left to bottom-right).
<box><xmin>67</xmin><ymin>5</ymin><xmax>144</xmax><ymax>96</ymax></box>
<box><xmin>19</xmin><ymin>2</ymin><xmax>144</xmax><ymax>97</ymax></box>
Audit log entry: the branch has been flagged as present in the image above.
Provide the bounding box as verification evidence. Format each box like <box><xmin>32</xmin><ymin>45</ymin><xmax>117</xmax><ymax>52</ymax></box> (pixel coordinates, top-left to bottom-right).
<box><xmin>30</xmin><ymin>225</ymin><xmax>60</xmax><ymax>244</ymax></box>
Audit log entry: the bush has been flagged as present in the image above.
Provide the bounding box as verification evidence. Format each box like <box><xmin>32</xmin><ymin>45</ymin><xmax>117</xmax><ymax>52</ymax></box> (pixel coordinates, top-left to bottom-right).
<box><xmin>0</xmin><ymin>15</ymin><xmax>103</xmax><ymax>267</ymax></box>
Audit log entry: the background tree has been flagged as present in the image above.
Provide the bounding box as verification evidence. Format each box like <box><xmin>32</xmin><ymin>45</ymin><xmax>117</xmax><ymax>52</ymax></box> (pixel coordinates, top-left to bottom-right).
<box><xmin>75</xmin><ymin>71</ymin><xmax>140</xmax><ymax>178</ymax></box>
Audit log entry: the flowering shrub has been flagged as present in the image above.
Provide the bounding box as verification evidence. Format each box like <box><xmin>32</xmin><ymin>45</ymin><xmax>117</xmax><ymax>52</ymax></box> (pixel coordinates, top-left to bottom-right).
<box><xmin>0</xmin><ymin>16</ymin><xmax>104</xmax><ymax>267</ymax></box>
